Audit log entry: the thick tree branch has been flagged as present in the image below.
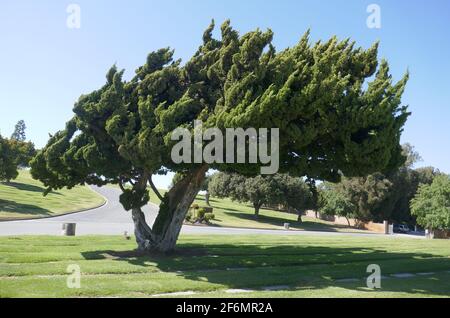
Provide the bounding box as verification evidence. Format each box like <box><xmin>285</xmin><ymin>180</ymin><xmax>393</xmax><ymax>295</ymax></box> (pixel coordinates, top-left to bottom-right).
<box><xmin>149</xmin><ymin>176</ymin><xmax>164</xmax><ymax>201</ymax></box>
<box><xmin>118</xmin><ymin>179</ymin><xmax>126</xmax><ymax>192</ymax></box>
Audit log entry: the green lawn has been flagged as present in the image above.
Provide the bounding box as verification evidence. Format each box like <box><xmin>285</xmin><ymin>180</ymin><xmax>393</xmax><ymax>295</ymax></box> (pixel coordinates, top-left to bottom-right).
<box><xmin>146</xmin><ymin>187</ymin><xmax>367</xmax><ymax>233</ymax></box>
<box><xmin>0</xmin><ymin>235</ymin><xmax>449</xmax><ymax>298</ymax></box>
<box><xmin>0</xmin><ymin>170</ymin><xmax>105</xmax><ymax>221</ymax></box>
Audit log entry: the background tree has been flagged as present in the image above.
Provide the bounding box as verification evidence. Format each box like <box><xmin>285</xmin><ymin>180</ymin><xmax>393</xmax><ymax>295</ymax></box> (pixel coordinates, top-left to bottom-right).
<box><xmin>10</xmin><ymin>120</ymin><xmax>26</xmax><ymax>142</ymax></box>
<box><xmin>242</xmin><ymin>175</ymin><xmax>282</xmax><ymax>217</ymax></box>
<box><xmin>31</xmin><ymin>21</ymin><xmax>409</xmax><ymax>253</ymax></box>
<box><xmin>7</xmin><ymin>120</ymin><xmax>37</xmax><ymax>168</ymax></box>
<box><xmin>208</xmin><ymin>172</ymin><xmax>242</xmax><ymax>200</ymax></box>
<box><xmin>379</xmin><ymin>165</ymin><xmax>441</xmax><ymax>225</ymax></box>
<box><xmin>318</xmin><ymin>183</ymin><xmax>356</xmax><ymax>226</ymax></box>
<box><xmin>210</xmin><ymin>172</ymin><xmax>313</xmax><ymax>218</ymax></box>
<box><xmin>411</xmin><ymin>175</ymin><xmax>450</xmax><ymax>232</ymax></box>
<box><xmin>209</xmin><ymin>172</ymin><xmax>251</xmax><ymax>210</ymax></box>
<box><xmin>323</xmin><ymin>144</ymin><xmax>439</xmax><ymax>224</ymax></box>
<box><xmin>202</xmin><ymin>176</ymin><xmax>211</xmax><ymax>206</ymax></box>
<box><xmin>415</xmin><ymin>166</ymin><xmax>442</xmax><ymax>185</ymax></box>
<box><xmin>334</xmin><ymin>173</ymin><xmax>392</xmax><ymax>222</ymax></box>
<box><xmin>8</xmin><ymin>139</ymin><xmax>36</xmax><ymax>167</ymax></box>
<box><xmin>0</xmin><ymin>134</ymin><xmax>18</xmax><ymax>182</ymax></box>
<box><xmin>273</xmin><ymin>174</ymin><xmax>313</xmax><ymax>222</ymax></box>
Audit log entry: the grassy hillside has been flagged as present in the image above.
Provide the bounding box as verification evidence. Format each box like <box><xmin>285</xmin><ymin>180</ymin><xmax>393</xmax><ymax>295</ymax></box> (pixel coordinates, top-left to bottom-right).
<box><xmin>0</xmin><ymin>235</ymin><xmax>449</xmax><ymax>297</ymax></box>
<box><xmin>146</xmin><ymin>188</ymin><xmax>366</xmax><ymax>233</ymax></box>
<box><xmin>0</xmin><ymin>170</ymin><xmax>105</xmax><ymax>221</ymax></box>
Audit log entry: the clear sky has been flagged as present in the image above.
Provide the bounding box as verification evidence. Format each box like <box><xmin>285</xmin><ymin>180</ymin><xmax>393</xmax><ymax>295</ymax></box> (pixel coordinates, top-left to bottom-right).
<box><xmin>1</xmin><ymin>0</ymin><xmax>449</xmax><ymax>189</ymax></box>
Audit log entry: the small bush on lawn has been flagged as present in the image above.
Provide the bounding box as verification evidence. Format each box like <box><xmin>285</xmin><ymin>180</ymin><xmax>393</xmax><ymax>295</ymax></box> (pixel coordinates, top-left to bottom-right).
<box><xmin>197</xmin><ymin>208</ymin><xmax>206</xmax><ymax>220</ymax></box>
<box><xmin>204</xmin><ymin>213</ymin><xmax>215</xmax><ymax>223</ymax></box>
<box><xmin>185</xmin><ymin>205</ymin><xmax>214</xmax><ymax>224</ymax></box>
<box><xmin>185</xmin><ymin>210</ymin><xmax>193</xmax><ymax>222</ymax></box>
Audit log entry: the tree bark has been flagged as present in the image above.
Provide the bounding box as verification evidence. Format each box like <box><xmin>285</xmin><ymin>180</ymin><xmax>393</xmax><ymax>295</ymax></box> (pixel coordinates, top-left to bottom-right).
<box><xmin>148</xmin><ymin>165</ymin><xmax>208</xmax><ymax>253</ymax></box>
<box><xmin>254</xmin><ymin>203</ymin><xmax>261</xmax><ymax>218</ymax></box>
<box><xmin>345</xmin><ymin>217</ymin><xmax>351</xmax><ymax>227</ymax></box>
<box><xmin>132</xmin><ymin>207</ymin><xmax>154</xmax><ymax>251</ymax></box>
<box><xmin>205</xmin><ymin>191</ymin><xmax>210</xmax><ymax>206</ymax></box>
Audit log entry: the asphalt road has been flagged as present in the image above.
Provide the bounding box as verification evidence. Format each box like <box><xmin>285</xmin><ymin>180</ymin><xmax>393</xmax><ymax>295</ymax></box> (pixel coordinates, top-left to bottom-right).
<box><xmin>0</xmin><ymin>186</ymin><xmax>422</xmax><ymax>238</ymax></box>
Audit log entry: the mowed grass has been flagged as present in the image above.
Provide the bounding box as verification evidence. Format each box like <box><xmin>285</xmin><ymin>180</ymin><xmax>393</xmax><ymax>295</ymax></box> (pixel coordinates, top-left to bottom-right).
<box><xmin>0</xmin><ymin>170</ymin><xmax>105</xmax><ymax>220</ymax></box>
<box><xmin>0</xmin><ymin>235</ymin><xmax>449</xmax><ymax>298</ymax></box>
<box><xmin>146</xmin><ymin>187</ymin><xmax>366</xmax><ymax>233</ymax></box>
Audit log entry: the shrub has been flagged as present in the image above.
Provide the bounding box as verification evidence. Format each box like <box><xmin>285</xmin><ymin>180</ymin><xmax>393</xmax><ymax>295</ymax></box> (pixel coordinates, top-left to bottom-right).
<box><xmin>184</xmin><ymin>207</ymin><xmax>215</xmax><ymax>224</ymax></box>
<box><xmin>185</xmin><ymin>210</ymin><xmax>193</xmax><ymax>222</ymax></box>
<box><xmin>204</xmin><ymin>213</ymin><xmax>215</xmax><ymax>223</ymax></box>
<box><xmin>197</xmin><ymin>208</ymin><xmax>206</xmax><ymax>220</ymax></box>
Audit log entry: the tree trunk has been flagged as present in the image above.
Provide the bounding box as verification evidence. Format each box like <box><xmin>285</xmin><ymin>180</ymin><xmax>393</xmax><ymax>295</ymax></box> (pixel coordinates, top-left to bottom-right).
<box><xmin>205</xmin><ymin>191</ymin><xmax>210</xmax><ymax>206</ymax></box>
<box><xmin>254</xmin><ymin>203</ymin><xmax>261</xmax><ymax>218</ymax></box>
<box><xmin>148</xmin><ymin>165</ymin><xmax>208</xmax><ymax>253</ymax></box>
<box><xmin>345</xmin><ymin>217</ymin><xmax>351</xmax><ymax>227</ymax></box>
<box><xmin>132</xmin><ymin>207</ymin><xmax>154</xmax><ymax>251</ymax></box>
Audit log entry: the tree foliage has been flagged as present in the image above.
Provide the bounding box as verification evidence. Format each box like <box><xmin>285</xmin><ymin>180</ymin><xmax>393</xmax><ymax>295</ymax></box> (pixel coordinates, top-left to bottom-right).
<box><xmin>30</xmin><ymin>21</ymin><xmax>409</xmax><ymax>252</ymax></box>
<box><xmin>319</xmin><ymin>144</ymin><xmax>441</xmax><ymax>223</ymax></box>
<box><xmin>11</xmin><ymin>120</ymin><xmax>26</xmax><ymax>142</ymax></box>
<box><xmin>318</xmin><ymin>183</ymin><xmax>356</xmax><ymax>225</ymax></box>
<box><xmin>209</xmin><ymin>172</ymin><xmax>312</xmax><ymax>216</ymax></box>
<box><xmin>8</xmin><ymin>139</ymin><xmax>36</xmax><ymax>167</ymax></box>
<box><xmin>411</xmin><ymin>175</ymin><xmax>450</xmax><ymax>231</ymax></box>
<box><xmin>333</xmin><ymin>173</ymin><xmax>392</xmax><ymax>222</ymax></box>
<box><xmin>0</xmin><ymin>120</ymin><xmax>36</xmax><ymax>182</ymax></box>
<box><xmin>275</xmin><ymin>174</ymin><xmax>314</xmax><ymax>213</ymax></box>
<box><xmin>0</xmin><ymin>134</ymin><xmax>18</xmax><ymax>182</ymax></box>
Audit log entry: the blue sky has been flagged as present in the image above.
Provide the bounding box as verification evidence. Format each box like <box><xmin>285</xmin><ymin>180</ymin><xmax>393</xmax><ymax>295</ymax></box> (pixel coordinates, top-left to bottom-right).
<box><xmin>0</xmin><ymin>0</ymin><xmax>449</xmax><ymax>188</ymax></box>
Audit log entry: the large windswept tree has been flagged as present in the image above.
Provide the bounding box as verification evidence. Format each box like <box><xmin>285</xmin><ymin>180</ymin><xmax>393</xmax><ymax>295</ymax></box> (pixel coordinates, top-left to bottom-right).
<box><xmin>31</xmin><ymin>20</ymin><xmax>409</xmax><ymax>252</ymax></box>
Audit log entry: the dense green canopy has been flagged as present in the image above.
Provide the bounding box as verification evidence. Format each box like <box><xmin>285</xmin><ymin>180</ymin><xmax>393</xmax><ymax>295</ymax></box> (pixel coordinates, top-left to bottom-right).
<box><xmin>318</xmin><ymin>145</ymin><xmax>442</xmax><ymax>224</ymax></box>
<box><xmin>411</xmin><ymin>175</ymin><xmax>450</xmax><ymax>231</ymax></box>
<box><xmin>209</xmin><ymin>172</ymin><xmax>313</xmax><ymax>216</ymax></box>
<box><xmin>0</xmin><ymin>134</ymin><xmax>18</xmax><ymax>182</ymax></box>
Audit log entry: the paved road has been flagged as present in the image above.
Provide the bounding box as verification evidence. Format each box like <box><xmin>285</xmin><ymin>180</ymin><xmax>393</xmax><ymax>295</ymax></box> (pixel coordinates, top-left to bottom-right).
<box><xmin>0</xmin><ymin>186</ymin><xmax>423</xmax><ymax>238</ymax></box>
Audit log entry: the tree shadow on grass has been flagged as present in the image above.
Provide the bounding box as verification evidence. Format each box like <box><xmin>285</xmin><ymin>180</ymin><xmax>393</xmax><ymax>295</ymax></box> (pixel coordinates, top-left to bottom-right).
<box><xmin>1</xmin><ymin>181</ymin><xmax>62</xmax><ymax>195</ymax></box>
<box><xmin>195</xmin><ymin>194</ymin><xmax>219</xmax><ymax>204</ymax></box>
<box><xmin>81</xmin><ymin>243</ymin><xmax>450</xmax><ymax>297</ymax></box>
<box><xmin>222</xmin><ymin>211</ymin><xmax>351</xmax><ymax>232</ymax></box>
<box><xmin>0</xmin><ymin>199</ymin><xmax>52</xmax><ymax>216</ymax></box>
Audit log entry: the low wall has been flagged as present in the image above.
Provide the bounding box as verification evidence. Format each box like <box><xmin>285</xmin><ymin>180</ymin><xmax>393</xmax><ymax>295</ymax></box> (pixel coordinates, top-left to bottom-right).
<box><xmin>428</xmin><ymin>229</ymin><xmax>450</xmax><ymax>239</ymax></box>
<box><xmin>361</xmin><ymin>221</ymin><xmax>387</xmax><ymax>233</ymax></box>
<box><xmin>304</xmin><ymin>210</ymin><xmax>387</xmax><ymax>234</ymax></box>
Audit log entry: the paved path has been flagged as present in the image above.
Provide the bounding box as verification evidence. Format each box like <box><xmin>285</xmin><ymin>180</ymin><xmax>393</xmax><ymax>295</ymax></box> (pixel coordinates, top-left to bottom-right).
<box><xmin>0</xmin><ymin>186</ymin><xmax>423</xmax><ymax>238</ymax></box>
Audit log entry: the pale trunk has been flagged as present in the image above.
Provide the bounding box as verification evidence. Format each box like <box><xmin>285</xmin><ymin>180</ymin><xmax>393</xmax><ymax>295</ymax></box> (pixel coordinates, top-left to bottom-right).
<box><xmin>132</xmin><ymin>207</ymin><xmax>154</xmax><ymax>251</ymax></box>
<box><xmin>205</xmin><ymin>191</ymin><xmax>210</xmax><ymax>206</ymax></box>
<box><xmin>133</xmin><ymin>165</ymin><xmax>208</xmax><ymax>253</ymax></box>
